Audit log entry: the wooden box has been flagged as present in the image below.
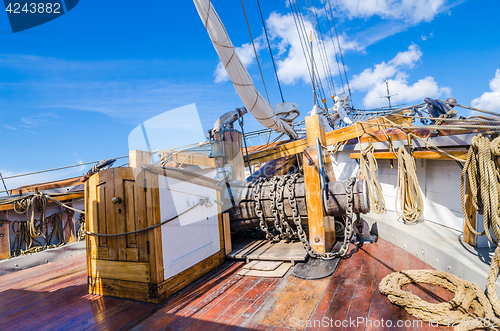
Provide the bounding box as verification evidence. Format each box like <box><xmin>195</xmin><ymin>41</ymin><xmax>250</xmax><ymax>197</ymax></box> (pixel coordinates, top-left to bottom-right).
<box><xmin>85</xmin><ymin>167</ymin><xmax>225</xmax><ymax>303</ymax></box>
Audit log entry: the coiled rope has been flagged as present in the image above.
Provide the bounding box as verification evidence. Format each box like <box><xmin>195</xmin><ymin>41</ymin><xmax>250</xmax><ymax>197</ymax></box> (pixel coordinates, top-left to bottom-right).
<box><xmin>380</xmin><ymin>132</ymin><xmax>500</xmax><ymax>330</ymax></box>
<box><xmin>380</xmin><ymin>245</ymin><xmax>500</xmax><ymax>331</ymax></box>
<box><xmin>9</xmin><ymin>192</ymin><xmax>84</xmax><ymax>257</ymax></box>
<box><xmin>359</xmin><ymin>144</ymin><xmax>385</xmax><ymax>213</ymax></box>
<box><xmin>395</xmin><ymin>145</ymin><xmax>424</xmax><ymax>223</ymax></box>
<box><xmin>461</xmin><ymin>133</ymin><xmax>500</xmax><ymax>245</ymax></box>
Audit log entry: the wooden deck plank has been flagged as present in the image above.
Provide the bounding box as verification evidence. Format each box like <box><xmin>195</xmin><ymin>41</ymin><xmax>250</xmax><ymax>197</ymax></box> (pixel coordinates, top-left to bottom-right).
<box><xmin>0</xmin><ymin>238</ymin><xmax>456</xmax><ymax>331</ymax></box>
<box><xmin>182</xmin><ymin>276</ymin><xmax>261</xmax><ymax>330</ymax></box>
<box><xmin>391</xmin><ymin>244</ymin><xmax>413</xmax><ymax>331</ymax></box>
<box><xmin>366</xmin><ymin>239</ymin><xmax>395</xmax><ymax>331</ymax></box>
<box><xmin>316</xmin><ymin>244</ymin><xmax>366</xmax><ymax>331</ymax></box>
<box><xmin>252</xmin><ymin>274</ymin><xmax>330</xmax><ymax>330</ymax></box>
<box><xmin>304</xmin><ymin>252</ymin><xmax>351</xmax><ymax>330</ymax></box>
<box><xmin>131</xmin><ymin>262</ymin><xmax>245</xmax><ymax>330</ymax></box>
<box><xmin>343</xmin><ymin>242</ymin><xmax>380</xmax><ymax>331</ymax></box>
<box><xmin>232</xmin><ymin>277</ymin><xmax>285</xmax><ymax>328</ymax></box>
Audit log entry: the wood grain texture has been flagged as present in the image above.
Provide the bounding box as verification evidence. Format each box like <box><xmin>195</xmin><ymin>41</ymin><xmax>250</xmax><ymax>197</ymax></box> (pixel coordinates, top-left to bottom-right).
<box><xmin>350</xmin><ymin>149</ymin><xmax>468</xmax><ymax>160</ymax></box>
<box><xmin>0</xmin><ymin>221</ymin><xmax>10</xmax><ymax>260</ymax></box>
<box><xmin>223</xmin><ymin>213</ymin><xmax>232</xmax><ymax>255</ymax></box>
<box><xmin>90</xmin><ymin>259</ymin><xmax>150</xmax><ymax>283</ymax></box>
<box><xmin>0</xmin><ymin>238</ymin><xmax>445</xmax><ymax>330</ymax></box>
<box><xmin>0</xmin><ymin>192</ymin><xmax>84</xmax><ymax>211</ymax></box>
<box><xmin>253</xmin><ymin>274</ymin><xmax>330</xmax><ymax>330</ymax></box>
<box><xmin>246</xmin><ymin>115</ymin><xmax>408</xmax><ymax>166</ymax></box>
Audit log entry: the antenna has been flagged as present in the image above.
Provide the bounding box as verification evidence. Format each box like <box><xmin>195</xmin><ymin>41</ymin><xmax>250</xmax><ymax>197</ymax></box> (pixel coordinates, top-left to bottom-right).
<box><xmin>380</xmin><ymin>77</ymin><xmax>397</xmax><ymax>109</ymax></box>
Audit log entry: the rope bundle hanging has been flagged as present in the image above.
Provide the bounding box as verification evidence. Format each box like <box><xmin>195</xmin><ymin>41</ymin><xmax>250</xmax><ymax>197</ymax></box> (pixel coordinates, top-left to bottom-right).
<box><xmin>359</xmin><ymin>144</ymin><xmax>385</xmax><ymax>213</ymax></box>
<box><xmin>9</xmin><ymin>192</ymin><xmax>82</xmax><ymax>256</ymax></box>
<box><xmin>461</xmin><ymin>133</ymin><xmax>500</xmax><ymax>245</ymax></box>
<box><xmin>379</xmin><ymin>245</ymin><xmax>500</xmax><ymax>331</ymax></box>
<box><xmin>396</xmin><ymin>144</ymin><xmax>424</xmax><ymax>223</ymax></box>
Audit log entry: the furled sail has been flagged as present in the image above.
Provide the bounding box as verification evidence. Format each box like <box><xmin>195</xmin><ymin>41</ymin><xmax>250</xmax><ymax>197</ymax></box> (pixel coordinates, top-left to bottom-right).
<box><xmin>193</xmin><ymin>0</ymin><xmax>298</xmax><ymax>139</ymax></box>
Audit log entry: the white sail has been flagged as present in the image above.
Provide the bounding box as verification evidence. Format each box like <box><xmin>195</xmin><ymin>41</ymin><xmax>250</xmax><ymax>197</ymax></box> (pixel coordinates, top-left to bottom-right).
<box><xmin>193</xmin><ymin>0</ymin><xmax>297</xmax><ymax>139</ymax></box>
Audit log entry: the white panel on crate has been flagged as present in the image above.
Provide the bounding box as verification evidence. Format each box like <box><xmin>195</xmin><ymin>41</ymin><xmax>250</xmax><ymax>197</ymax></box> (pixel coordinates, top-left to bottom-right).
<box><xmin>159</xmin><ymin>175</ymin><xmax>220</xmax><ymax>281</ymax></box>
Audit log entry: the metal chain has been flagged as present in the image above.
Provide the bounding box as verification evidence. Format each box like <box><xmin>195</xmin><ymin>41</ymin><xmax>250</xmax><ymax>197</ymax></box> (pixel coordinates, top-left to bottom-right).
<box><xmin>254</xmin><ymin>174</ymin><xmax>356</xmax><ymax>259</ymax></box>
<box><xmin>288</xmin><ymin>174</ymin><xmax>356</xmax><ymax>260</ymax></box>
<box><xmin>254</xmin><ymin>177</ymin><xmax>273</xmax><ymax>240</ymax></box>
<box><xmin>269</xmin><ymin>176</ymin><xmax>282</xmax><ymax>241</ymax></box>
<box><xmin>277</xmin><ymin>174</ymin><xmax>295</xmax><ymax>240</ymax></box>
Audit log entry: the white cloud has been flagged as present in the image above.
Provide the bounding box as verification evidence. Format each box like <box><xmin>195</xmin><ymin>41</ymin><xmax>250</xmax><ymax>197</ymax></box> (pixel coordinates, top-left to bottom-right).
<box><xmin>265</xmin><ymin>12</ymin><xmax>358</xmax><ymax>86</ymax></box>
<box><xmin>350</xmin><ymin>44</ymin><xmax>451</xmax><ymax>108</ymax></box>
<box><xmin>19</xmin><ymin>112</ymin><xmax>60</xmax><ymax>129</ymax></box>
<box><xmin>471</xmin><ymin>69</ymin><xmax>500</xmax><ymax>112</ymax></box>
<box><xmin>330</xmin><ymin>0</ymin><xmax>447</xmax><ymax>24</ymax></box>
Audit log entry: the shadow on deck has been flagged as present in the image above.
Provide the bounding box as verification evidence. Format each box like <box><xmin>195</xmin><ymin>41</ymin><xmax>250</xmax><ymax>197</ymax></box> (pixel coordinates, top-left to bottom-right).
<box><xmin>0</xmin><ymin>239</ymin><xmax>454</xmax><ymax>331</ymax></box>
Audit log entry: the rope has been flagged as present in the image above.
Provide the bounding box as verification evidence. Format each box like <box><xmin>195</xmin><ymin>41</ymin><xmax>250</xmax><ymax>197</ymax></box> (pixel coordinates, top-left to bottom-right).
<box><xmin>395</xmin><ymin>145</ymin><xmax>424</xmax><ymax>223</ymax></box>
<box><xmin>84</xmin><ymin>198</ymin><xmax>208</xmax><ymax>237</ymax></box>
<box><xmin>240</xmin><ymin>0</ymin><xmax>271</xmax><ymax>105</ymax></box>
<box><xmin>325</xmin><ymin>0</ymin><xmax>351</xmax><ymax>103</ymax></box>
<box><xmin>461</xmin><ymin>133</ymin><xmax>500</xmax><ymax>245</ymax></box>
<box><xmin>380</xmin><ymin>244</ymin><xmax>500</xmax><ymax>330</ymax></box>
<box><xmin>0</xmin><ymin>156</ymin><xmax>128</xmax><ymax>182</ymax></box>
<box><xmin>359</xmin><ymin>144</ymin><xmax>385</xmax><ymax>213</ymax></box>
<box><xmin>256</xmin><ymin>0</ymin><xmax>284</xmax><ymax>103</ymax></box>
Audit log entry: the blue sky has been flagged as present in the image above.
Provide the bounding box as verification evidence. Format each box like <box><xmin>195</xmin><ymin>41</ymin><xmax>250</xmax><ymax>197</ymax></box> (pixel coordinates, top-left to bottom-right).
<box><xmin>1</xmin><ymin>0</ymin><xmax>499</xmax><ymax>192</ymax></box>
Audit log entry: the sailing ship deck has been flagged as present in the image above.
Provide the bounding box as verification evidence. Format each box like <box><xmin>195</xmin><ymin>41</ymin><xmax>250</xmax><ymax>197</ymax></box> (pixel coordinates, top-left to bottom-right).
<box><xmin>0</xmin><ymin>238</ymin><xmax>454</xmax><ymax>331</ymax></box>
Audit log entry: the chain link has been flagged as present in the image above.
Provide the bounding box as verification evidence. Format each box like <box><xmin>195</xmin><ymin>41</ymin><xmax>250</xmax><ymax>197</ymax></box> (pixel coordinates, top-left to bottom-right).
<box><xmin>269</xmin><ymin>176</ymin><xmax>282</xmax><ymax>241</ymax></box>
<box><xmin>254</xmin><ymin>177</ymin><xmax>273</xmax><ymax>240</ymax></box>
<box><xmin>277</xmin><ymin>174</ymin><xmax>295</xmax><ymax>240</ymax></box>
<box><xmin>253</xmin><ymin>174</ymin><xmax>357</xmax><ymax>260</ymax></box>
<box><xmin>288</xmin><ymin>175</ymin><xmax>356</xmax><ymax>260</ymax></box>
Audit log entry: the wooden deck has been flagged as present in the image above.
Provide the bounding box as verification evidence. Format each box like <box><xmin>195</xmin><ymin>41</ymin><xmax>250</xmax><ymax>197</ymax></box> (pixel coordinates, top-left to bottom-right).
<box><xmin>0</xmin><ymin>238</ymin><xmax>454</xmax><ymax>330</ymax></box>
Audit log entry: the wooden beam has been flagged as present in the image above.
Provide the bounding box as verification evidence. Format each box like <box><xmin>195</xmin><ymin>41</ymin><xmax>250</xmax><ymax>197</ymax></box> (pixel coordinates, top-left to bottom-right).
<box><xmin>129</xmin><ymin>150</ymin><xmax>151</xmax><ymax>168</ymax></box>
<box><xmin>303</xmin><ymin>115</ymin><xmax>335</xmax><ymax>254</ymax></box>
<box><xmin>171</xmin><ymin>152</ymin><xmax>215</xmax><ymax>168</ymax></box>
<box><xmin>9</xmin><ymin>177</ymin><xmax>83</xmax><ymax>195</ymax></box>
<box><xmin>246</xmin><ymin>116</ymin><xmax>408</xmax><ymax>166</ymax></box>
<box><xmin>349</xmin><ymin>149</ymin><xmax>468</xmax><ymax>160</ymax></box>
<box><xmin>223</xmin><ymin>213</ymin><xmax>232</xmax><ymax>255</ymax></box>
<box><xmin>0</xmin><ymin>221</ymin><xmax>10</xmax><ymax>260</ymax></box>
<box><xmin>0</xmin><ymin>192</ymin><xmax>84</xmax><ymax>212</ymax></box>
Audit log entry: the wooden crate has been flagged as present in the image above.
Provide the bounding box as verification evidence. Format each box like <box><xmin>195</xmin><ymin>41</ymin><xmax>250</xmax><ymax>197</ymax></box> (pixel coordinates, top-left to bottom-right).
<box><xmin>85</xmin><ymin>167</ymin><xmax>225</xmax><ymax>303</ymax></box>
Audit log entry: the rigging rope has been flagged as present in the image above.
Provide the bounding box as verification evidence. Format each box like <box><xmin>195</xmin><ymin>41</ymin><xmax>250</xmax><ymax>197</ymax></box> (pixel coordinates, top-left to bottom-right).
<box><xmin>289</xmin><ymin>0</ymin><xmax>327</xmax><ymax>102</ymax></box>
<box><xmin>395</xmin><ymin>145</ymin><xmax>424</xmax><ymax>223</ymax></box>
<box><xmin>256</xmin><ymin>0</ymin><xmax>285</xmax><ymax>103</ymax></box>
<box><xmin>359</xmin><ymin>144</ymin><xmax>386</xmax><ymax>213</ymax></box>
<box><xmin>325</xmin><ymin>0</ymin><xmax>351</xmax><ymax>103</ymax></box>
<box><xmin>241</xmin><ymin>0</ymin><xmax>271</xmax><ymax>106</ymax></box>
<box><xmin>307</xmin><ymin>0</ymin><xmax>337</xmax><ymax>100</ymax></box>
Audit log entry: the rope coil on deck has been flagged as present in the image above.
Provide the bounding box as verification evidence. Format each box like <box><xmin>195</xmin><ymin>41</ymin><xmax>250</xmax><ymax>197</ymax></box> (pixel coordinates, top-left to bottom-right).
<box><xmin>380</xmin><ymin>245</ymin><xmax>500</xmax><ymax>331</ymax></box>
<box><xmin>381</xmin><ymin>132</ymin><xmax>500</xmax><ymax>330</ymax></box>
